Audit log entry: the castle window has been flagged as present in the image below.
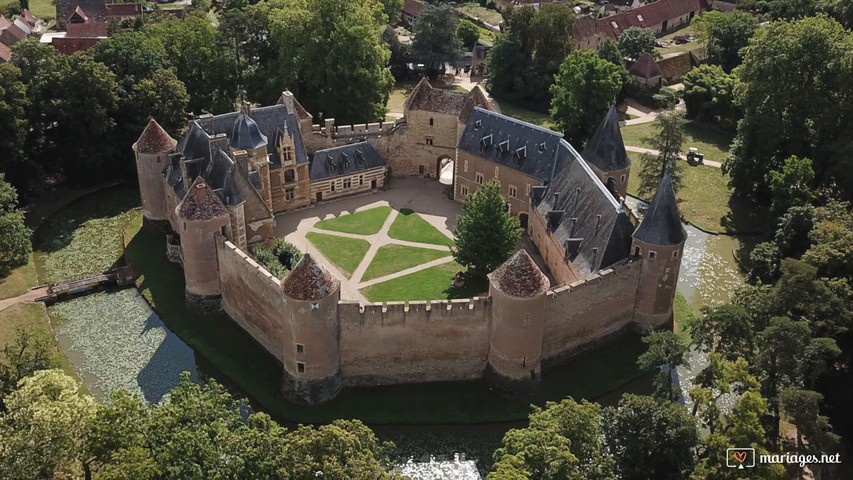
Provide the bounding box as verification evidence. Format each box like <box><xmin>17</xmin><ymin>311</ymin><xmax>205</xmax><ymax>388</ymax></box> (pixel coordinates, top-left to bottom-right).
<box><xmin>284</xmin><ymin>169</ymin><xmax>296</xmax><ymax>183</ymax></box>
<box><xmin>285</xmin><ymin>188</ymin><xmax>295</xmax><ymax>201</ymax></box>
<box><xmin>513</xmin><ymin>146</ymin><xmax>527</xmax><ymax>166</ymax></box>
<box><xmin>672</xmin><ymin>250</ymin><xmax>680</xmax><ymax>259</ymax></box>
<box><xmin>296</xmin><ymin>343</ymin><xmax>304</xmax><ymax>354</ymax></box>
<box><xmin>359</xmin><ymin>175</ymin><xmax>364</xmax><ymax>186</ymax></box>
<box><xmin>330</xmin><ymin>181</ymin><xmax>336</xmax><ymax>192</ymax></box>
<box><xmin>633</xmin><ymin>246</ymin><xmax>641</xmax><ymax>257</ymax></box>
<box><xmin>429</xmin><ymin>117</ymin><xmax>434</xmax><ymax>126</ymax></box>
<box><xmin>461</xmin><ymin>186</ymin><xmax>469</xmax><ymax>197</ymax></box>
<box><xmin>494</xmin><ymin>165</ymin><xmax>499</xmax><ymax>178</ymax></box>
<box><xmin>496</xmin><ymin>141</ymin><xmax>509</xmax><ymax>159</ymax></box>
<box><xmin>464</xmin><ymin>160</ymin><xmax>468</xmax><ymax>172</ymax></box>
<box><xmin>537</xmin><ymin>142</ymin><xmax>546</xmax><ymax>152</ymax></box>
<box><xmin>419</xmin><ymin>165</ymin><xmax>425</xmax><ymax>175</ymax></box>
<box><xmin>479</xmin><ymin>135</ymin><xmax>492</xmax><ymax>152</ymax></box>
<box><xmin>474</xmin><ymin>119</ymin><xmax>482</xmax><ymax>130</ymax></box>
<box><xmin>425</xmin><ymin>136</ymin><xmax>434</xmax><ymax>146</ymax></box>
<box><xmin>343</xmin><ymin>177</ymin><xmax>352</xmax><ymax>189</ymax></box>
<box><xmin>476</xmin><ymin>173</ymin><xmax>484</xmax><ymax>185</ymax></box>
<box><xmin>284</xmin><ymin>148</ymin><xmax>292</xmax><ymax>162</ymax></box>
<box><xmin>648</xmin><ymin>251</ymin><xmax>657</xmax><ymax>260</ymax></box>
<box><xmin>527</xmin><ymin>184</ymin><xmax>531</xmax><ymax>198</ymax></box>
<box><xmin>297</xmin><ymin>362</ymin><xmax>305</xmax><ymax>373</ymax></box>
<box><xmin>508</xmin><ymin>185</ymin><xmax>517</xmax><ymax>198</ymax></box>
<box><xmin>620</xmin><ymin>174</ymin><xmax>626</xmax><ymax>182</ymax></box>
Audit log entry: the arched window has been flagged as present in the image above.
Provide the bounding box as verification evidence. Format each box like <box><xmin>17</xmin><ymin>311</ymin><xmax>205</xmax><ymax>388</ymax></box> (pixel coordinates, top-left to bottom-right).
<box><xmin>284</xmin><ymin>169</ymin><xmax>296</xmax><ymax>183</ymax></box>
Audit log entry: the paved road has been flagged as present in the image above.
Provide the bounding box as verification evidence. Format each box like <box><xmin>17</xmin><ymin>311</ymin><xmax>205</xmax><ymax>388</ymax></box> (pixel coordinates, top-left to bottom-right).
<box><xmin>0</xmin><ymin>287</ymin><xmax>49</xmax><ymax>313</ymax></box>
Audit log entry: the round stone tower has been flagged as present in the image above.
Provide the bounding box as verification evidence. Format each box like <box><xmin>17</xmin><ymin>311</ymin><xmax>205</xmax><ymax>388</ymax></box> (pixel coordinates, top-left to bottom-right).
<box><xmin>229</xmin><ymin>102</ymin><xmax>273</xmax><ymax>210</ymax></box>
<box><xmin>631</xmin><ymin>170</ymin><xmax>686</xmax><ymax>330</ymax></box>
<box><xmin>581</xmin><ymin>106</ymin><xmax>631</xmax><ymax>200</ymax></box>
<box><xmin>486</xmin><ymin>249</ymin><xmax>550</xmax><ymax>394</ymax></box>
<box><xmin>176</xmin><ymin>178</ymin><xmax>230</xmax><ymax>313</ymax></box>
<box><xmin>281</xmin><ymin>254</ymin><xmax>342</xmax><ymax>405</ymax></box>
<box><xmin>132</xmin><ymin>119</ymin><xmax>177</xmax><ymax>230</ymax></box>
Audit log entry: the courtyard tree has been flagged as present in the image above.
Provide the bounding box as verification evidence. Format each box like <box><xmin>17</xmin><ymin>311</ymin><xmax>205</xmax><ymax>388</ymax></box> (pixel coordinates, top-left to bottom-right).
<box><xmin>726</xmin><ymin>16</ymin><xmax>853</xmax><ymax>202</ymax></box>
<box><xmin>602</xmin><ymin>394</ymin><xmax>699</xmax><ymax>480</ymax></box>
<box><xmin>452</xmin><ymin>181</ymin><xmax>522</xmax><ymax>276</ymax></box>
<box><xmin>457</xmin><ymin>19</ymin><xmax>480</xmax><ymax>49</ymax></box>
<box><xmin>616</xmin><ymin>27</ymin><xmax>657</xmax><ymax>61</ymax></box>
<box><xmin>412</xmin><ymin>3</ymin><xmax>462</xmax><ymax>73</ymax></box>
<box><xmin>549</xmin><ymin>49</ymin><xmax>622</xmax><ymax>146</ymax></box>
<box><xmin>682</xmin><ymin>65</ymin><xmax>738</xmax><ymax>129</ymax></box>
<box><xmin>637</xmin><ymin>111</ymin><xmax>685</xmax><ymax>197</ymax></box>
<box><xmin>692</xmin><ymin>10</ymin><xmax>757</xmax><ymax>72</ymax></box>
<box><xmin>0</xmin><ymin>174</ymin><xmax>31</xmax><ymax>277</ymax></box>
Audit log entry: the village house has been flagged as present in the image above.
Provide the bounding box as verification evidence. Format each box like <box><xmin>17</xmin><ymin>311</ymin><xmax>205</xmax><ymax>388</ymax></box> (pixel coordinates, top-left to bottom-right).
<box><xmin>0</xmin><ymin>10</ymin><xmax>45</xmax><ymax>63</ymax></box>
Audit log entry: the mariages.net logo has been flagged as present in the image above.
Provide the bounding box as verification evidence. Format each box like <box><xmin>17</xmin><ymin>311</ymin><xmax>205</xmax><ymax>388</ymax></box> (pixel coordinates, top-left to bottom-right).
<box><xmin>727</xmin><ymin>448</ymin><xmax>841</xmax><ymax>469</ymax></box>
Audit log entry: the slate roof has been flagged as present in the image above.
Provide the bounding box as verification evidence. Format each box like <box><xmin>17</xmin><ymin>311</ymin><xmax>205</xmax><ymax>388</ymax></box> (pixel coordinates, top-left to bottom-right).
<box><xmin>178</xmin><ymin>178</ymin><xmax>227</xmax><ymax>221</ymax></box>
<box><xmin>229</xmin><ymin>104</ymin><xmax>268</xmax><ymax>151</ymax></box>
<box><xmin>581</xmin><ymin>106</ymin><xmax>630</xmax><ymax>172</ymax></box>
<box><xmin>535</xmin><ymin>140</ymin><xmax>634</xmax><ymax>276</ymax></box>
<box><xmin>310</xmin><ymin>142</ymin><xmax>386</xmax><ymax>181</ymax></box>
<box><xmin>597</xmin><ymin>0</ymin><xmax>709</xmax><ymax>38</ymax></box>
<box><xmin>209</xmin><ymin>103</ymin><xmax>308</xmax><ymax>167</ymax></box>
<box><xmin>629</xmin><ymin>53</ymin><xmax>662</xmax><ymax>79</ymax></box>
<box><xmin>458</xmin><ymin>107</ymin><xmax>565</xmax><ymax>182</ymax></box>
<box><xmin>56</xmin><ymin>0</ymin><xmax>112</xmax><ymax>23</ymax></box>
<box><xmin>489</xmin><ymin>250</ymin><xmax>550</xmax><ymax>298</ymax></box>
<box><xmin>134</xmin><ymin>119</ymin><xmax>177</xmax><ymax>154</ymax></box>
<box><xmin>282</xmin><ymin>254</ymin><xmax>340</xmax><ymax>301</ymax></box>
<box><xmin>205</xmin><ymin>149</ymin><xmax>244</xmax><ymax>207</ymax></box>
<box><xmin>633</xmin><ymin>169</ymin><xmax>685</xmax><ymax>246</ymax></box>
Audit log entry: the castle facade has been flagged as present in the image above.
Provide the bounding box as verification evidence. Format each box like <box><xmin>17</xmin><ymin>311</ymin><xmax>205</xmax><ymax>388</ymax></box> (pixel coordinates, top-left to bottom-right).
<box><xmin>134</xmin><ymin>80</ymin><xmax>685</xmax><ymax>404</ymax></box>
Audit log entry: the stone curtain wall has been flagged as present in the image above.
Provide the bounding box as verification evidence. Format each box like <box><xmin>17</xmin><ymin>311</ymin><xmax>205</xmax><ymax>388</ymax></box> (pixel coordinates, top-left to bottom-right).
<box><xmin>541</xmin><ymin>262</ymin><xmax>642</xmax><ymax>364</ymax></box>
<box><xmin>216</xmin><ymin>236</ymin><xmax>288</xmax><ymax>364</ymax></box>
<box><xmin>337</xmin><ymin>299</ymin><xmax>491</xmax><ymax>386</ymax></box>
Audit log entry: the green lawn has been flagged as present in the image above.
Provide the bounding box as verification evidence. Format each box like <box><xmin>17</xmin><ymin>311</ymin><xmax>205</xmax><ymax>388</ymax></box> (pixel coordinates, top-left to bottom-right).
<box><xmin>306</xmin><ymin>232</ymin><xmax>370</xmax><ymax>278</ymax></box>
<box><xmin>361</xmin><ymin>245</ymin><xmax>451</xmax><ymax>282</ymax></box>
<box><xmin>497</xmin><ymin>100</ymin><xmax>555</xmax><ymax>130</ymax></box>
<box><xmin>656</xmin><ymin>25</ymin><xmax>701</xmax><ymax>57</ymax></box>
<box><xmin>457</xmin><ymin>3</ymin><xmax>503</xmax><ymax>25</ymax></box>
<box><xmin>314</xmin><ymin>206</ymin><xmax>392</xmax><ymax>236</ymax></box>
<box><xmin>628</xmin><ymin>157</ymin><xmax>771</xmax><ymax>234</ymax></box>
<box><xmin>387</xmin><ymin>209</ymin><xmax>454</xmax><ymax>246</ymax></box>
<box><xmin>362</xmin><ymin>261</ymin><xmax>489</xmax><ymax>302</ymax></box>
<box><xmin>0</xmin><ymin>254</ymin><xmax>38</xmax><ymax>300</ymax></box>
<box><xmin>620</xmin><ymin>120</ymin><xmax>735</xmax><ymax>164</ymax></box>
<box><xmin>673</xmin><ymin>292</ymin><xmax>698</xmax><ymax>345</ymax></box>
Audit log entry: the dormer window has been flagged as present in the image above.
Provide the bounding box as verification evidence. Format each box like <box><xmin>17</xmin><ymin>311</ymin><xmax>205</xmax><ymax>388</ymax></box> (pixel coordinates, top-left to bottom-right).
<box><xmin>325</xmin><ymin>155</ymin><xmax>335</xmax><ymax>172</ymax></box>
<box><xmin>479</xmin><ymin>134</ymin><xmax>493</xmax><ymax>153</ymax></box>
<box><xmin>513</xmin><ymin>146</ymin><xmax>527</xmax><ymax>166</ymax></box>
<box><xmin>497</xmin><ymin>140</ymin><xmax>509</xmax><ymax>159</ymax></box>
<box><xmin>356</xmin><ymin>150</ymin><xmax>366</xmax><ymax>167</ymax></box>
<box><xmin>538</xmin><ymin>142</ymin><xmax>546</xmax><ymax>152</ymax></box>
<box><xmin>340</xmin><ymin>152</ymin><xmax>350</xmax><ymax>169</ymax></box>
<box><xmin>474</xmin><ymin>119</ymin><xmax>482</xmax><ymax>130</ymax></box>
<box><xmin>637</xmin><ymin>14</ymin><xmax>644</xmax><ymax>22</ymax></box>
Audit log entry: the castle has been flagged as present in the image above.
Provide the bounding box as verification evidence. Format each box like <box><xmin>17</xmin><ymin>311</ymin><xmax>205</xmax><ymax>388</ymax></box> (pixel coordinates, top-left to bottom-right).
<box><xmin>133</xmin><ymin>79</ymin><xmax>685</xmax><ymax>404</ymax></box>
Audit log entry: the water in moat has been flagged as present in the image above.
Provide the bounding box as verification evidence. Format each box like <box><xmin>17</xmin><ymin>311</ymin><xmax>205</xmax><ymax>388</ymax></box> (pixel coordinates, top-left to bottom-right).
<box><xmin>50</xmin><ymin>203</ymin><xmax>749</xmax><ymax>476</ymax></box>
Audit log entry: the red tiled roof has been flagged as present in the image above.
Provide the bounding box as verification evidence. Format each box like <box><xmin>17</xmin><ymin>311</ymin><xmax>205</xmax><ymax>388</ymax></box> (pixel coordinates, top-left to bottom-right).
<box><xmin>135</xmin><ymin>119</ymin><xmax>177</xmax><ymax>154</ymax></box>
<box><xmin>629</xmin><ymin>53</ymin><xmax>663</xmax><ymax>79</ymax></box>
<box><xmin>52</xmin><ymin>36</ymin><xmax>101</xmax><ymax>54</ymax></box>
<box><xmin>0</xmin><ymin>15</ymin><xmax>11</xmax><ymax>30</ymax></box>
<box><xmin>573</xmin><ymin>14</ymin><xmax>604</xmax><ymax>40</ymax></box>
<box><xmin>105</xmin><ymin>3</ymin><xmax>141</xmax><ymax>17</ymax></box>
<box><xmin>598</xmin><ymin>0</ymin><xmax>709</xmax><ymax>38</ymax></box>
<box><xmin>21</xmin><ymin>9</ymin><xmax>38</xmax><ymax>26</ymax></box>
<box><xmin>0</xmin><ymin>23</ymin><xmax>26</xmax><ymax>46</ymax></box>
<box><xmin>489</xmin><ymin>250</ymin><xmax>550</xmax><ymax>298</ymax></box>
<box><xmin>0</xmin><ymin>42</ymin><xmax>11</xmax><ymax>63</ymax></box>
<box><xmin>402</xmin><ymin>0</ymin><xmax>425</xmax><ymax>17</ymax></box>
<box><xmin>281</xmin><ymin>254</ymin><xmax>340</xmax><ymax>301</ymax></box>
<box><xmin>406</xmin><ymin>77</ymin><xmax>470</xmax><ymax>115</ymax></box>
<box><xmin>178</xmin><ymin>178</ymin><xmax>227</xmax><ymax>221</ymax></box>
<box><xmin>656</xmin><ymin>51</ymin><xmax>696</xmax><ymax>82</ymax></box>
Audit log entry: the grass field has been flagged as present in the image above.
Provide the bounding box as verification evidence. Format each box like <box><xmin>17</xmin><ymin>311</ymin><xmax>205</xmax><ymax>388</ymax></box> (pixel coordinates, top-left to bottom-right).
<box><xmin>457</xmin><ymin>3</ymin><xmax>503</xmax><ymax>25</ymax></box>
<box><xmin>497</xmin><ymin>100</ymin><xmax>555</xmax><ymax>130</ymax></box>
<box><xmin>656</xmin><ymin>25</ymin><xmax>701</xmax><ymax>57</ymax></box>
<box><xmin>388</xmin><ymin>209</ymin><xmax>454</xmax><ymax>246</ymax></box>
<box><xmin>362</xmin><ymin>261</ymin><xmax>488</xmax><ymax>302</ymax></box>
<box><xmin>628</xmin><ymin>157</ymin><xmax>771</xmax><ymax>234</ymax></box>
<box><xmin>361</xmin><ymin>245</ymin><xmax>450</xmax><ymax>282</ymax></box>
<box><xmin>314</xmin><ymin>206</ymin><xmax>391</xmax><ymax>235</ymax></box>
<box><xmin>306</xmin><ymin>232</ymin><xmax>370</xmax><ymax>278</ymax></box>
<box><xmin>0</xmin><ymin>254</ymin><xmax>38</xmax><ymax>300</ymax></box>
<box><xmin>620</xmin><ymin>120</ymin><xmax>735</xmax><ymax>164</ymax></box>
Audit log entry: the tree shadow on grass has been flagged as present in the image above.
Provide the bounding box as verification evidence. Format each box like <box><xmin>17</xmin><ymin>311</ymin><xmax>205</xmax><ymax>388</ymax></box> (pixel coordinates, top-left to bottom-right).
<box><xmin>720</xmin><ymin>194</ymin><xmax>773</xmax><ymax>237</ymax></box>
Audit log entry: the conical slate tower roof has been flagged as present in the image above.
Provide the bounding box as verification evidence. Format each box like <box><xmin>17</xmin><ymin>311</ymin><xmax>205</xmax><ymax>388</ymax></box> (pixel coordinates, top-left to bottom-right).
<box><xmin>134</xmin><ymin>119</ymin><xmax>177</xmax><ymax>154</ymax></box>
<box><xmin>582</xmin><ymin>106</ymin><xmax>630</xmax><ymax>172</ymax></box>
<box><xmin>282</xmin><ymin>254</ymin><xmax>340</xmax><ymax>301</ymax></box>
<box><xmin>177</xmin><ymin>177</ymin><xmax>227</xmax><ymax>221</ymax></box>
<box><xmin>230</xmin><ymin>103</ymin><xmax>268</xmax><ymax>150</ymax></box>
<box><xmin>633</xmin><ymin>170</ymin><xmax>685</xmax><ymax>246</ymax></box>
<box><xmin>488</xmin><ymin>250</ymin><xmax>550</xmax><ymax>298</ymax></box>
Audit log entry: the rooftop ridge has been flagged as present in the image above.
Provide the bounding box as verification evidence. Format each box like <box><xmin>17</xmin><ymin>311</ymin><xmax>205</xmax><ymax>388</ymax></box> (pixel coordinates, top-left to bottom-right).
<box><xmin>472</xmin><ymin>106</ymin><xmax>564</xmax><ymax>137</ymax></box>
<box><xmin>558</xmin><ymin>139</ymin><xmax>623</xmax><ymax>211</ymax></box>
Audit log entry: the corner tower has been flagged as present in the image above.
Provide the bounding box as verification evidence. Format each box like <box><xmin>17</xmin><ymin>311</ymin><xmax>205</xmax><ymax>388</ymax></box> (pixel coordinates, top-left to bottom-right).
<box><xmin>133</xmin><ymin>119</ymin><xmax>177</xmax><ymax>230</ymax></box>
<box><xmin>281</xmin><ymin>254</ymin><xmax>342</xmax><ymax>405</ymax></box>
<box><xmin>176</xmin><ymin>178</ymin><xmax>230</xmax><ymax>312</ymax></box>
<box><xmin>230</xmin><ymin>102</ymin><xmax>273</xmax><ymax>211</ymax></box>
<box><xmin>582</xmin><ymin>106</ymin><xmax>631</xmax><ymax>200</ymax></box>
<box><xmin>486</xmin><ymin>250</ymin><xmax>550</xmax><ymax>394</ymax></box>
<box><xmin>631</xmin><ymin>170</ymin><xmax>686</xmax><ymax>330</ymax></box>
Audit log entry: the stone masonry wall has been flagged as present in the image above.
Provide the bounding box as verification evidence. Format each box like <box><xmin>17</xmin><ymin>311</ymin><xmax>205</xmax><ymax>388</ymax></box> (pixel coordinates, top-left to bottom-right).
<box><xmin>337</xmin><ymin>299</ymin><xmax>491</xmax><ymax>386</ymax></box>
<box><xmin>216</xmin><ymin>236</ymin><xmax>287</xmax><ymax>364</ymax></box>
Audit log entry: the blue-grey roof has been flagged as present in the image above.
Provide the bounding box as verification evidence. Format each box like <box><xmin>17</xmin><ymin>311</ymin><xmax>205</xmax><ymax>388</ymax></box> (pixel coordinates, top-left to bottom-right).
<box><xmin>633</xmin><ymin>170</ymin><xmax>685</xmax><ymax>246</ymax></box>
<box><xmin>582</xmin><ymin>106</ymin><xmax>631</xmax><ymax>172</ymax></box>
<box><xmin>535</xmin><ymin>140</ymin><xmax>634</xmax><ymax>276</ymax></box>
<box><xmin>205</xmin><ymin>149</ymin><xmax>244</xmax><ymax>207</ymax></box>
<box><xmin>458</xmin><ymin>108</ymin><xmax>565</xmax><ymax>183</ymax></box>
<box><xmin>229</xmin><ymin>113</ymin><xmax>268</xmax><ymax>150</ymax></box>
<box><xmin>310</xmin><ymin>142</ymin><xmax>386</xmax><ymax>181</ymax></box>
<box><xmin>209</xmin><ymin>104</ymin><xmax>309</xmax><ymax>168</ymax></box>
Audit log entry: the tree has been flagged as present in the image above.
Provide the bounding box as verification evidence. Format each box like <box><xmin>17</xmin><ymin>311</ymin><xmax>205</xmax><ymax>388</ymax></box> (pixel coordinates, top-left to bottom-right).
<box><xmin>693</xmin><ymin>304</ymin><xmax>755</xmax><ymax>361</ymax></box>
<box><xmin>637</xmin><ymin>331</ymin><xmax>688</xmax><ymax>402</ymax></box>
<box><xmin>780</xmin><ymin>388</ymin><xmax>839</xmax><ymax>461</ymax></box>
<box><xmin>617</xmin><ymin>27</ymin><xmax>657</xmax><ymax>61</ymax></box>
<box><xmin>252</xmin><ymin>239</ymin><xmax>302</xmax><ymax>279</ymax></box>
<box><xmin>769</xmin><ymin>156</ymin><xmax>816</xmax><ymax>216</ymax></box>
<box><xmin>692</xmin><ymin>11</ymin><xmax>757</xmax><ymax>72</ymax></box>
<box><xmin>0</xmin><ymin>64</ymin><xmax>32</xmax><ymax>194</ymax></box>
<box><xmin>128</xmin><ymin>69</ymin><xmax>190</xmax><ymax>136</ymax></box>
<box><xmin>803</xmin><ymin>202</ymin><xmax>853</xmax><ymax>281</ymax></box>
<box><xmin>382</xmin><ymin>0</ymin><xmax>403</xmax><ymax>24</ymax></box>
<box><xmin>726</xmin><ymin>17</ymin><xmax>853</xmax><ymax>202</ymax></box>
<box><xmin>748</xmin><ymin>241</ymin><xmax>781</xmax><ymax>285</ymax></box>
<box><xmin>0</xmin><ymin>328</ymin><xmax>57</xmax><ymax>409</ymax></box>
<box><xmin>597</xmin><ymin>39</ymin><xmax>624</xmax><ymax>67</ymax></box>
<box><xmin>681</xmin><ymin>65</ymin><xmax>738</xmax><ymax>129</ymax></box>
<box><xmin>549</xmin><ymin>50</ymin><xmax>622</xmax><ymax>146</ymax></box>
<box><xmin>602</xmin><ymin>394</ymin><xmax>699</xmax><ymax>480</ymax></box>
<box><xmin>774</xmin><ymin>204</ymin><xmax>815</xmax><ymax>258</ymax></box>
<box><xmin>412</xmin><ymin>3</ymin><xmax>462</xmax><ymax>72</ymax></box>
<box><xmin>772</xmin><ymin>259</ymin><xmax>853</xmax><ymax>336</ymax></box>
<box><xmin>457</xmin><ymin>19</ymin><xmax>480</xmax><ymax>49</ymax></box>
<box><xmin>0</xmin><ymin>370</ymin><xmax>97</xmax><ymax>480</ymax></box>
<box><xmin>0</xmin><ymin>174</ymin><xmax>31</xmax><ymax>277</ymax></box>
<box><xmin>452</xmin><ymin>181</ymin><xmax>522</xmax><ymax>275</ymax></box>
<box><xmin>637</xmin><ymin>111</ymin><xmax>685</xmax><ymax>197</ymax></box>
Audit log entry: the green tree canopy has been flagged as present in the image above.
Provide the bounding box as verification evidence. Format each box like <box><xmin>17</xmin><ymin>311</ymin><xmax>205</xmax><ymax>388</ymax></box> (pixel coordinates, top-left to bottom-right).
<box><xmin>0</xmin><ymin>64</ymin><xmax>32</xmax><ymax>194</ymax></box>
<box><xmin>457</xmin><ymin>19</ymin><xmax>480</xmax><ymax>49</ymax></box>
<box><xmin>0</xmin><ymin>175</ymin><xmax>32</xmax><ymax>277</ymax></box>
<box><xmin>616</xmin><ymin>27</ymin><xmax>657</xmax><ymax>61</ymax></box>
<box><xmin>692</xmin><ymin>10</ymin><xmax>757</xmax><ymax>72</ymax></box>
<box><xmin>412</xmin><ymin>3</ymin><xmax>462</xmax><ymax>71</ymax></box>
<box><xmin>681</xmin><ymin>64</ymin><xmax>738</xmax><ymax>129</ymax></box>
<box><xmin>549</xmin><ymin>49</ymin><xmax>622</xmax><ymax>146</ymax></box>
<box><xmin>637</xmin><ymin>331</ymin><xmax>688</xmax><ymax>402</ymax></box>
<box><xmin>637</xmin><ymin>111</ymin><xmax>685</xmax><ymax>197</ymax></box>
<box><xmin>768</xmin><ymin>155</ymin><xmax>816</xmax><ymax>215</ymax></box>
<box><xmin>452</xmin><ymin>181</ymin><xmax>522</xmax><ymax>275</ymax></box>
